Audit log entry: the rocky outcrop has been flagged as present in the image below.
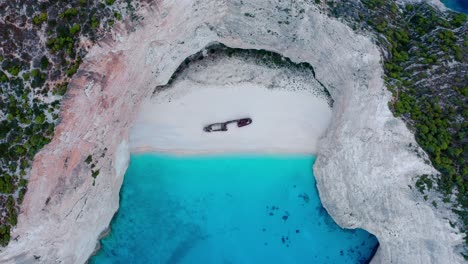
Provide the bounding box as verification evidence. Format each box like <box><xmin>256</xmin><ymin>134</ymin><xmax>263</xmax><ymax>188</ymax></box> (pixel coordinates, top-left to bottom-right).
<box><xmin>397</xmin><ymin>0</ymin><xmax>446</xmax><ymax>10</ymax></box>
<box><xmin>0</xmin><ymin>0</ymin><xmax>463</xmax><ymax>263</ymax></box>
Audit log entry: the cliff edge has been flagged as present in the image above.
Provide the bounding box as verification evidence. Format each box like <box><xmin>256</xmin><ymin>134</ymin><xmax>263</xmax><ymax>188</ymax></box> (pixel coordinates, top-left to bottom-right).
<box><xmin>0</xmin><ymin>0</ymin><xmax>463</xmax><ymax>263</ymax></box>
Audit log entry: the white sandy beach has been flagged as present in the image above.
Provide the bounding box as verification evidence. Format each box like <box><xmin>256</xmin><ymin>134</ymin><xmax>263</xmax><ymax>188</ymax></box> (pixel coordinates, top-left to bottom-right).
<box><xmin>130</xmin><ymin>83</ymin><xmax>332</xmax><ymax>154</ymax></box>
<box><xmin>130</xmin><ymin>53</ymin><xmax>332</xmax><ymax>154</ymax></box>
<box><xmin>130</xmin><ymin>51</ymin><xmax>331</xmax><ymax>154</ymax></box>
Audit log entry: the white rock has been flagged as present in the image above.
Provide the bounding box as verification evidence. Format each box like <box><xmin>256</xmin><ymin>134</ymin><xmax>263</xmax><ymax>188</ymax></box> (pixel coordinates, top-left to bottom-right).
<box><xmin>0</xmin><ymin>0</ymin><xmax>463</xmax><ymax>263</ymax></box>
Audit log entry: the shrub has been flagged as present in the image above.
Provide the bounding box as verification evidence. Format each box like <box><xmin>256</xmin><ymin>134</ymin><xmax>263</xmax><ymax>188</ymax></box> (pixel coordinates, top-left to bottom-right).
<box><xmin>53</xmin><ymin>82</ymin><xmax>68</xmax><ymax>96</ymax></box>
<box><xmin>69</xmin><ymin>24</ymin><xmax>81</xmax><ymax>35</ymax></box>
<box><xmin>60</xmin><ymin>8</ymin><xmax>79</xmax><ymax>20</ymax></box>
<box><xmin>40</xmin><ymin>56</ymin><xmax>49</xmax><ymax>70</ymax></box>
<box><xmin>6</xmin><ymin>66</ymin><xmax>20</xmax><ymax>76</ymax></box>
<box><xmin>32</xmin><ymin>13</ymin><xmax>48</xmax><ymax>25</ymax></box>
<box><xmin>91</xmin><ymin>16</ymin><xmax>99</xmax><ymax>29</ymax></box>
<box><xmin>92</xmin><ymin>169</ymin><xmax>100</xmax><ymax>178</ymax></box>
<box><xmin>114</xmin><ymin>12</ymin><xmax>122</xmax><ymax>20</ymax></box>
<box><xmin>66</xmin><ymin>61</ymin><xmax>81</xmax><ymax>76</ymax></box>
<box><xmin>0</xmin><ymin>71</ymin><xmax>8</xmax><ymax>82</ymax></box>
<box><xmin>85</xmin><ymin>155</ymin><xmax>93</xmax><ymax>164</ymax></box>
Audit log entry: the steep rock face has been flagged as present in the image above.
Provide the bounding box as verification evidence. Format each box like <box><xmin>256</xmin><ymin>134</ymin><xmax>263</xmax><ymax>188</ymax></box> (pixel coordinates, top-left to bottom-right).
<box><xmin>0</xmin><ymin>0</ymin><xmax>463</xmax><ymax>263</ymax></box>
<box><xmin>130</xmin><ymin>49</ymin><xmax>332</xmax><ymax>154</ymax></box>
<box><xmin>397</xmin><ymin>0</ymin><xmax>446</xmax><ymax>10</ymax></box>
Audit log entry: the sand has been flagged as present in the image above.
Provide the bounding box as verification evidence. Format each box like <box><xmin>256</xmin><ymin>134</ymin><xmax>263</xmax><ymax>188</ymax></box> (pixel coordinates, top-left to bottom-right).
<box><xmin>4</xmin><ymin>1</ymin><xmax>462</xmax><ymax>263</ymax></box>
<box><xmin>130</xmin><ymin>82</ymin><xmax>332</xmax><ymax>154</ymax></box>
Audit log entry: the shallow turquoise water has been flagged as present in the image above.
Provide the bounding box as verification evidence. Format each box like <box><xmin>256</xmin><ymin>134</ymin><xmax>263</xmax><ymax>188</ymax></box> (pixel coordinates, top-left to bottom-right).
<box><xmin>91</xmin><ymin>153</ymin><xmax>378</xmax><ymax>263</ymax></box>
<box><xmin>441</xmin><ymin>0</ymin><xmax>468</xmax><ymax>13</ymax></box>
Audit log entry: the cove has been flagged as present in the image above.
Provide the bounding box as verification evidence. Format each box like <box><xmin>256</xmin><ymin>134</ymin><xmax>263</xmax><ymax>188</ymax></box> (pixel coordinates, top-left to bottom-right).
<box><xmin>90</xmin><ymin>153</ymin><xmax>378</xmax><ymax>263</ymax></box>
<box><xmin>441</xmin><ymin>0</ymin><xmax>468</xmax><ymax>13</ymax></box>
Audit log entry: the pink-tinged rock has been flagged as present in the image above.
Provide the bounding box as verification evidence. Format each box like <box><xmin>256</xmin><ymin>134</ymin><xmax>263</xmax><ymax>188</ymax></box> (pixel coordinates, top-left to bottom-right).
<box><xmin>0</xmin><ymin>0</ymin><xmax>463</xmax><ymax>263</ymax></box>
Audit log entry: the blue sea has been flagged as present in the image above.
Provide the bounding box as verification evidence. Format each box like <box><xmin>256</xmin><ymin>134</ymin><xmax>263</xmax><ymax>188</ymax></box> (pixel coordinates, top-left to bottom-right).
<box><xmin>90</xmin><ymin>153</ymin><xmax>378</xmax><ymax>264</ymax></box>
<box><xmin>442</xmin><ymin>0</ymin><xmax>468</xmax><ymax>14</ymax></box>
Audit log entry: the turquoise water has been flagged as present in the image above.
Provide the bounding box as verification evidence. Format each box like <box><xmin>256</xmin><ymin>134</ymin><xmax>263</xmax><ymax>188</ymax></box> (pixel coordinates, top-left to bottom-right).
<box><xmin>91</xmin><ymin>154</ymin><xmax>378</xmax><ymax>263</ymax></box>
<box><xmin>442</xmin><ymin>0</ymin><xmax>468</xmax><ymax>13</ymax></box>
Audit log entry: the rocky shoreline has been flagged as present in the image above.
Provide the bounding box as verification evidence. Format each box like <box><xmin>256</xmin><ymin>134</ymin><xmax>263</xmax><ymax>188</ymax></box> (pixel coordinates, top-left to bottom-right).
<box><xmin>0</xmin><ymin>0</ymin><xmax>464</xmax><ymax>263</ymax></box>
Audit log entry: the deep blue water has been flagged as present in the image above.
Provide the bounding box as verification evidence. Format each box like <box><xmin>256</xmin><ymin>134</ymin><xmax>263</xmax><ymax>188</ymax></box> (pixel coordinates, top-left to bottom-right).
<box><xmin>442</xmin><ymin>0</ymin><xmax>468</xmax><ymax>13</ymax></box>
<box><xmin>90</xmin><ymin>154</ymin><xmax>378</xmax><ymax>264</ymax></box>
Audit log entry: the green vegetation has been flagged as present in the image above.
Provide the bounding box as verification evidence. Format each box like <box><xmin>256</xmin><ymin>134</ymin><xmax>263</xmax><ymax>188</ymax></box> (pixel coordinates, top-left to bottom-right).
<box><xmin>32</xmin><ymin>13</ymin><xmax>48</xmax><ymax>26</ymax></box>
<box><xmin>69</xmin><ymin>24</ymin><xmax>81</xmax><ymax>35</ymax></box>
<box><xmin>40</xmin><ymin>56</ymin><xmax>49</xmax><ymax>70</ymax></box>
<box><xmin>374</xmin><ymin>5</ymin><xmax>466</xmax><ymax>207</ymax></box>
<box><xmin>416</xmin><ymin>174</ymin><xmax>434</xmax><ymax>193</ymax></box>
<box><xmin>0</xmin><ymin>71</ymin><xmax>8</xmax><ymax>82</ymax></box>
<box><xmin>114</xmin><ymin>11</ymin><xmax>122</xmax><ymax>20</ymax></box>
<box><xmin>91</xmin><ymin>16</ymin><xmax>100</xmax><ymax>29</ymax></box>
<box><xmin>0</xmin><ymin>225</ymin><xmax>10</xmax><ymax>246</ymax></box>
<box><xmin>85</xmin><ymin>154</ymin><xmax>100</xmax><ymax>186</ymax></box>
<box><xmin>66</xmin><ymin>60</ymin><xmax>81</xmax><ymax>76</ymax></box>
<box><xmin>0</xmin><ymin>0</ymin><xmax>464</xmax><ymax>254</ymax></box>
<box><xmin>92</xmin><ymin>169</ymin><xmax>100</xmax><ymax>178</ymax></box>
<box><xmin>60</xmin><ymin>8</ymin><xmax>79</xmax><ymax>20</ymax></box>
<box><xmin>6</xmin><ymin>66</ymin><xmax>20</xmax><ymax>76</ymax></box>
<box><xmin>22</xmin><ymin>72</ymin><xmax>30</xmax><ymax>81</ymax></box>
<box><xmin>53</xmin><ymin>82</ymin><xmax>69</xmax><ymax>96</ymax></box>
<box><xmin>85</xmin><ymin>155</ymin><xmax>93</xmax><ymax>164</ymax></box>
<box><xmin>330</xmin><ymin>0</ymin><xmax>467</xmax><ymax>256</ymax></box>
<box><xmin>0</xmin><ymin>0</ymin><xmax>137</xmax><ymax>247</ymax></box>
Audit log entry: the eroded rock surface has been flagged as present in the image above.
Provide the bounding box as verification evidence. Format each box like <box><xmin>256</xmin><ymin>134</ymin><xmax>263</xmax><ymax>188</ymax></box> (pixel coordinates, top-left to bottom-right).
<box><xmin>130</xmin><ymin>48</ymin><xmax>332</xmax><ymax>154</ymax></box>
<box><xmin>0</xmin><ymin>0</ymin><xmax>463</xmax><ymax>263</ymax></box>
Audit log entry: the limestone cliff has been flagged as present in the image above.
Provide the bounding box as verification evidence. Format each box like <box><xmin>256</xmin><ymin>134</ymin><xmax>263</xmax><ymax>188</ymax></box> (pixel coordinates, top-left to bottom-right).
<box><xmin>0</xmin><ymin>0</ymin><xmax>463</xmax><ymax>263</ymax></box>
